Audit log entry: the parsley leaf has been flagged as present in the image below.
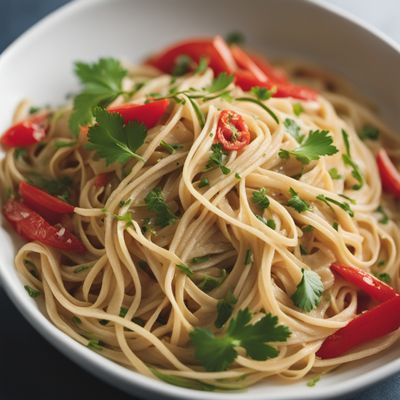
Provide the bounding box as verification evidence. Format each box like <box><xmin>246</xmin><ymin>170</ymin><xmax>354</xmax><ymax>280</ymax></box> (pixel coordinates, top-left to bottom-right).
<box><xmin>70</xmin><ymin>58</ymin><xmax>127</xmax><ymax>135</ymax></box>
<box><xmin>145</xmin><ymin>188</ymin><xmax>177</xmax><ymax>227</ymax></box>
<box><xmin>293</xmin><ymin>103</ymin><xmax>304</xmax><ymax>116</ymax></box>
<box><xmin>86</xmin><ymin>107</ymin><xmax>147</xmax><ymax>165</ymax></box>
<box><xmin>24</xmin><ymin>285</ymin><xmax>40</xmax><ymax>298</ymax></box>
<box><xmin>307</xmin><ymin>375</ymin><xmax>320</xmax><ymax>387</ymax></box>
<box><xmin>376</xmin><ymin>205</ymin><xmax>389</xmax><ymax>224</ymax></box>
<box><xmin>328</xmin><ymin>167</ymin><xmax>342</xmax><ymax>180</ymax></box>
<box><xmin>256</xmin><ymin>215</ymin><xmax>276</xmax><ymax>229</ymax></box>
<box><xmin>198</xmin><ymin>269</ymin><xmax>227</xmax><ymax>292</ymax></box>
<box><xmin>284</xmin><ymin>118</ymin><xmax>304</xmax><ymax>143</ymax></box>
<box><xmin>215</xmin><ymin>289</ymin><xmax>237</xmax><ymax>328</ymax></box>
<box><xmin>287</xmin><ymin>188</ymin><xmax>310</xmax><ymax>213</ymax></box>
<box><xmin>291</xmin><ymin>269</ymin><xmax>324</xmax><ymax>312</ymax></box>
<box><xmin>279</xmin><ymin>130</ymin><xmax>338</xmax><ymax>164</ymax></box>
<box><xmin>195</xmin><ymin>57</ymin><xmax>209</xmax><ymax>75</ymax></box>
<box><xmin>316</xmin><ymin>194</ymin><xmax>354</xmax><ymax>217</ymax></box>
<box><xmin>206</xmin><ymin>143</ymin><xmax>231</xmax><ymax>175</ymax></box>
<box><xmin>225</xmin><ymin>31</ymin><xmax>246</xmax><ymax>46</ymax></box>
<box><xmin>207</xmin><ymin>73</ymin><xmax>234</xmax><ymax>93</ymax></box>
<box><xmin>341</xmin><ymin>129</ymin><xmax>363</xmax><ymax>190</ymax></box>
<box><xmin>374</xmin><ymin>272</ymin><xmax>391</xmax><ymax>284</ymax></box>
<box><xmin>251</xmin><ymin>86</ymin><xmax>274</xmax><ymax>101</ymax></box>
<box><xmin>252</xmin><ymin>188</ymin><xmax>270</xmax><ymax>210</ymax></box>
<box><xmin>172</xmin><ymin>55</ymin><xmax>193</xmax><ymax>76</ymax></box>
<box><xmin>359</xmin><ymin>125</ymin><xmax>379</xmax><ymax>141</ymax></box>
<box><xmin>190</xmin><ymin>309</ymin><xmax>291</xmax><ymax>371</ymax></box>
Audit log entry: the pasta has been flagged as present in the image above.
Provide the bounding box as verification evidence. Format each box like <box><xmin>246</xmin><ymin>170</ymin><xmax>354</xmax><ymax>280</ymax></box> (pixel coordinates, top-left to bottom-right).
<box><xmin>1</xmin><ymin>35</ymin><xmax>400</xmax><ymax>390</ymax></box>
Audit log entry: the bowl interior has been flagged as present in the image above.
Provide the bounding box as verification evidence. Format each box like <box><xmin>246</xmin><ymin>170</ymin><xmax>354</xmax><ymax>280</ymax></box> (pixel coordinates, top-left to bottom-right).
<box><xmin>0</xmin><ymin>0</ymin><xmax>400</xmax><ymax>399</ymax></box>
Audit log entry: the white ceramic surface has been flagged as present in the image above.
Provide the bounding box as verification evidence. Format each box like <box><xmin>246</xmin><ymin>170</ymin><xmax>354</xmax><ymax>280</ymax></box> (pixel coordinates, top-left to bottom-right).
<box><xmin>0</xmin><ymin>1</ymin><xmax>399</xmax><ymax>399</ymax></box>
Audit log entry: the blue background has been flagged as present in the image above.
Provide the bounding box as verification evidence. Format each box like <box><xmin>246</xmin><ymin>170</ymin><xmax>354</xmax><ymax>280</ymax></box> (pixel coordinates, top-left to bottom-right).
<box><xmin>0</xmin><ymin>1</ymin><xmax>399</xmax><ymax>399</ymax></box>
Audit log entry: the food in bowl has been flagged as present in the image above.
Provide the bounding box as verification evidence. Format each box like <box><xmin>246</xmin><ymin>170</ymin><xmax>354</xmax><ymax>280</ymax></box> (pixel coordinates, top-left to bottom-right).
<box><xmin>1</xmin><ymin>33</ymin><xmax>399</xmax><ymax>391</ymax></box>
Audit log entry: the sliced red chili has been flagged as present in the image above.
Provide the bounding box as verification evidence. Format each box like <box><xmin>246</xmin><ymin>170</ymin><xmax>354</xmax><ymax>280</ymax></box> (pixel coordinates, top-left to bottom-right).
<box><xmin>376</xmin><ymin>149</ymin><xmax>400</xmax><ymax>199</ymax></box>
<box><xmin>1</xmin><ymin>113</ymin><xmax>49</xmax><ymax>148</ymax></box>
<box><xmin>3</xmin><ymin>200</ymin><xmax>85</xmax><ymax>253</ymax></box>
<box><xmin>216</xmin><ymin>110</ymin><xmax>250</xmax><ymax>151</ymax></box>
<box><xmin>330</xmin><ymin>263</ymin><xmax>398</xmax><ymax>302</ymax></box>
<box><xmin>230</xmin><ymin>45</ymin><xmax>267</xmax><ymax>82</ymax></box>
<box><xmin>94</xmin><ymin>173</ymin><xmax>110</xmax><ymax>188</ymax></box>
<box><xmin>317</xmin><ymin>295</ymin><xmax>400</xmax><ymax>359</ymax></box>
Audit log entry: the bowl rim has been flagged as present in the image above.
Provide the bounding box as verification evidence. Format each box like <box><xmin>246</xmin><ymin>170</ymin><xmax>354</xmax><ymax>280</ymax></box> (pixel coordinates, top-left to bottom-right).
<box><xmin>0</xmin><ymin>0</ymin><xmax>399</xmax><ymax>399</ymax></box>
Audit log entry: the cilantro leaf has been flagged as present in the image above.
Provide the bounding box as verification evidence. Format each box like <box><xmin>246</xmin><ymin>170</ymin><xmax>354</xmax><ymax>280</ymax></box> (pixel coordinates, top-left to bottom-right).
<box><xmin>341</xmin><ymin>129</ymin><xmax>363</xmax><ymax>190</ymax></box>
<box><xmin>374</xmin><ymin>272</ymin><xmax>391</xmax><ymax>284</ymax></box>
<box><xmin>279</xmin><ymin>130</ymin><xmax>338</xmax><ymax>164</ymax></box>
<box><xmin>251</xmin><ymin>86</ymin><xmax>274</xmax><ymax>101</ymax></box>
<box><xmin>24</xmin><ymin>285</ymin><xmax>40</xmax><ymax>298</ymax></box>
<box><xmin>172</xmin><ymin>55</ymin><xmax>193</xmax><ymax>76</ymax></box>
<box><xmin>287</xmin><ymin>188</ymin><xmax>310</xmax><ymax>213</ymax></box>
<box><xmin>284</xmin><ymin>118</ymin><xmax>304</xmax><ymax>143</ymax></box>
<box><xmin>256</xmin><ymin>215</ymin><xmax>276</xmax><ymax>229</ymax></box>
<box><xmin>292</xmin><ymin>103</ymin><xmax>304</xmax><ymax>116</ymax></box>
<box><xmin>145</xmin><ymin>188</ymin><xmax>177</xmax><ymax>227</ymax></box>
<box><xmin>86</xmin><ymin>107</ymin><xmax>147</xmax><ymax>165</ymax></box>
<box><xmin>359</xmin><ymin>125</ymin><xmax>379</xmax><ymax>141</ymax></box>
<box><xmin>206</xmin><ymin>143</ymin><xmax>231</xmax><ymax>175</ymax></box>
<box><xmin>252</xmin><ymin>188</ymin><xmax>270</xmax><ymax>210</ymax></box>
<box><xmin>191</xmin><ymin>309</ymin><xmax>290</xmax><ymax>371</ymax></box>
<box><xmin>328</xmin><ymin>167</ymin><xmax>342</xmax><ymax>180</ymax></box>
<box><xmin>207</xmin><ymin>73</ymin><xmax>234</xmax><ymax>93</ymax></box>
<box><xmin>195</xmin><ymin>57</ymin><xmax>209</xmax><ymax>75</ymax></box>
<box><xmin>316</xmin><ymin>194</ymin><xmax>354</xmax><ymax>217</ymax></box>
<box><xmin>215</xmin><ymin>289</ymin><xmax>237</xmax><ymax>328</ymax></box>
<box><xmin>291</xmin><ymin>269</ymin><xmax>324</xmax><ymax>312</ymax></box>
<box><xmin>70</xmin><ymin>58</ymin><xmax>127</xmax><ymax>135</ymax></box>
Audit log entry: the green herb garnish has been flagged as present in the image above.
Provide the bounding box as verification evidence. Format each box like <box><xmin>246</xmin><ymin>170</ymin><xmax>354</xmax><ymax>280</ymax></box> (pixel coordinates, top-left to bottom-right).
<box><xmin>215</xmin><ymin>289</ymin><xmax>237</xmax><ymax>329</ymax></box>
<box><xmin>287</xmin><ymin>188</ymin><xmax>310</xmax><ymax>213</ymax></box>
<box><xmin>145</xmin><ymin>188</ymin><xmax>177</xmax><ymax>227</ymax></box>
<box><xmin>291</xmin><ymin>269</ymin><xmax>324</xmax><ymax>312</ymax></box>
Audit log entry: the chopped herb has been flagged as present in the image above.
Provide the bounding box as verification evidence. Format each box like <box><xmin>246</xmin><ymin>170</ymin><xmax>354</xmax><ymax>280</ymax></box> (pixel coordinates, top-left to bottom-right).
<box><xmin>359</xmin><ymin>125</ymin><xmax>380</xmax><ymax>141</ymax></box>
<box><xmin>119</xmin><ymin>307</ymin><xmax>128</xmax><ymax>318</ymax></box>
<box><xmin>24</xmin><ymin>259</ymin><xmax>37</xmax><ymax>277</ymax></box>
<box><xmin>307</xmin><ymin>375</ymin><xmax>320</xmax><ymax>387</ymax></box>
<box><xmin>188</xmin><ymin>97</ymin><xmax>205</xmax><ymax>128</ymax></box>
<box><xmin>28</xmin><ymin>106</ymin><xmax>41</xmax><ymax>114</ymax></box>
<box><xmin>119</xmin><ymin>199</ymin><xmax>131</xmax><ymax>208</ymax></box>
<box><xmin>291</xmin><ymin>269</ymin><xmax>323</xmax><ymax>312</ymax></box>
<box><xmin>338</xmin><ymin>194</ymin><xmax>356</xmax><ymax>204</ymax></box>
<box><xmin>300</xmin><ymin>245</ymin><xmax>308</xmax><ymax>255</ymax></box>
<box><xmin>198</xmin><ymin>178</ymin><xmax>209</xmax><ymax>188</ymax></box>
<box><xmin>149</xmin><ymin>367</ymin><xmax>217</xmax><ymax>392</ymax></box>
<box><xmin>342</xmin><ymin>129</ymin><xmax>363</xmax><ymax>190</ymax></box>
<box><xmin>70</xmin><ymin>58</ymin><xmax>127</xmax><ymax>135</ymax></box>
<box><xmin>293</xmin><ymin>103</ymin><xmax>304</xmax><ymax>116</ymax></box>
<box><xmin>54</xmin><ymin>139</ymin><xmax>76</xmax><ymax>149</ymax></box>
<box><xmin>236</xmin><ymin>97</ymin><xmax>279</xmax><ymax>124</ymax></box>
<box><xmin>374</xmin><ymin>272</ymin><xmax>391</xmax><ymax>284</ymax></box>
<box><xmin>72</xmin><ymin>316</ymin><xmax>82</xmax><ymax>325</ymax></box>
<box><xmin>145</xmin><ymin>188</ymin><xmax>177</xmax><ymax>227</ymax></box>
<box><xmin>115</xmin><ymin>211</ymin><xmax>134</xmax><ymax>226</ymax></box>
<box><xmin>24</xmin><ymin>285</ymin><xmax>40</xmax><ymax>298</ymax></box>
<box><xmin>251</xmin><ymin>86</ymin><xmax>274</xmax><ymax>101</ymax></box>
<box><xmin>141</xmin><ymin>218</ymin><xmax>156</xmax><ymax>235</ymax></box>
<box><xmin>284</xmin><ymin>118</ymin><xmax>304</xmax><ymax>143</ymax></box>
<box><xmin>244</xmin><ymin>249</ymin><xmax>253</xmax><ymax>266</ymax></box>
<box><xmin>191</xmin><ymin>256</ymin><xmax>210</xmax><ymax>264</ymax></box>
<box><xmin>279</xmin><ymin>130</ymin><xmax>338</xmax><ymax>164</ymax></box>
<box><xmin>195</xmin><ymin>57</ymin><xmax>209</xmax><ymax>75</ymax></box>
<box><xmin>287</xmin><ymin>188</ymin><xmax>311</xmax><ymax>213</ymax></box>
<box><xmin>225</xmin><ymin>31</ymin><xmax>245</xmax><ymax>46</ymax></box>
<box><xmin>198</xmin><ymin>269</ymin><xmax>227</xmax><ymax>292</ymax></box>
<box><xmin>316</xmin><ymin>194</ymin><xmax>354</xmax><ymax>217</ymax></box>
<box><xmin>172</xmin><ymin>54</ymin><xmax>193</xmax><ymax>76</ymax></box>
<box><xmin>376</xmin><ymin>205</ymin><xmax>389</xmax><ymax>224</ymax></box>
<box><xmin>206</xmin><ymin>143</ymin><xmax>231</xmax><ymax>175</ymax></box>
<box><xmin>215</xmin><ymin>289</ymin><xmax>237</xmax><ymax>328</ymax></box>
<box><xmin>252</xmin><ymin>188</ymin><xmax>270</xmax><ymax>210</ymax></box>
<box><xmin>377</xmin><ymin>260</ymin><xmax>386</xmax><ymax>267</ymax></box>
<box><xmin>14</xmin><ymin>148</ymin><xmax>28</xmax><ymax>159</ymax></box>
<box><xmin>328</xmin><ymin>167</ymin><xmax>342</xmax><ymax>180</ymax></box>
<box><xmin>256</xmin><ymin>215</ymin><xmax>276</xmax><ymax>230</ymax></box>
<box><xmin>332</xmin><ymin>221</ymin><xmax>339</xmax><ymax>231</ymax></box>
<box><xmin>87</xmin><ymin>339</ymin><xmax>103</xmax><ymax>351</ymax></box>
<box><xmin>303</xmin><ymin>225</ymin><xmax>314</xmax><ymax>233</ymax></box>
<box><xmin>207</xmin><ymin>72</ymin><xmax>234</xmax><ymax>93</ymax></box>
<box><xmin>235</xmin><ymin>172</ymin><xmax>241</xmax><ymax>180</ymax></box>
<box><xmin>87</xmin><ymin>107</ymin><xmax>147</xmax><ymax>165</ymax></box>
<box><xmin>74</xmin><ymin>264</ymin><xmax>91</xmax><ymax>274</ymax></box>
<box><xmin>160</xmin><ymin>140</ymin><xmax>182</xmax><ymax>154</ymax></box>
<box><xmin>176</xmin><ymin>263</ymin><xmax>193</xmax><ymax>277</ymax></box>
<box><xmin>190</xmin><ymin>308</ymin><xmax>291</xmax><ymax>371</ymax></box>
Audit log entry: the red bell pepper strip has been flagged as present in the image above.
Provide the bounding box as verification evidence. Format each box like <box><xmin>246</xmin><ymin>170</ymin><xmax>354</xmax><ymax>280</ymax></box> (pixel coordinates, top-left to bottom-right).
<box><xmin>317</xmin><ymin>295</ymin><xmax>400</xmax><ymax>359</ymax></box>
<box><xmin>248</xmin><ymin>52</ymin><xmax>289</xmax><ymax>84</ymax></box>
<box><xmin>108</xmin><ymin>99</ymin><xmax>170</xmax><ymax>129</ymax></box>
<box><xmin>19</xmin><ymin>181</ymin><xmax>74</xmax><ymax>214</ymax></box>
<box><xmin>94</xmin><ymin>173</ymin><xmax>110</xmax><ymax>188</ymax></box>
<box><xmin>1</xmin><ymin>113</ymin><xmax>49</xmax><ymax>148</ymax></box>
<box><xmin>147</xmin><ymin>36</ymin><xmax>237</xmax><ymax>75</ymax></box>
<box><xmin>216</xmin><ymin>110</ymin><xmax>250</xmax><ymax>151</ymax></box>
<box><xmin>376</xmin><ymin>149</ymin><xmax>400</xmax><ymax>199</ymax></box>
<box><xmin>234</xmin><ymin>69</ymin><xmax>317</xmax><ymax>101</ymax></box>
<box><xmin>3</xmin><ymin>200</ymin><xmax>85</xmax><ymax>253</ymax></box>
<box><xmin>230</xmin><ymin>45</ymin><xmax>267</xmax><ymax>82</ymax></box>
<box><xmin>330</xmin><ymin>263</ymin><xmax>398</xmax><ymax>302</ymax></box>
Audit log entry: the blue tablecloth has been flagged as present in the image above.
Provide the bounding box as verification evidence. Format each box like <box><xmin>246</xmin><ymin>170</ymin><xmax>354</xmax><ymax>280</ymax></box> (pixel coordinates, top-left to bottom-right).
<box><xmin>0</xmin><ymin>1</ymin><xmax>398</xmax><ymax>399</ymax></box>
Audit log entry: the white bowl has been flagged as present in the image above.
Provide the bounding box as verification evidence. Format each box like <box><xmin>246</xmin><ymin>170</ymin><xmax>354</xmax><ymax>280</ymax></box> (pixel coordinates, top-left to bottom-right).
<box><xmin>0</xmin><ymin>1</ymin><xmax>399</xmax><ymax>399</ymax></box>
